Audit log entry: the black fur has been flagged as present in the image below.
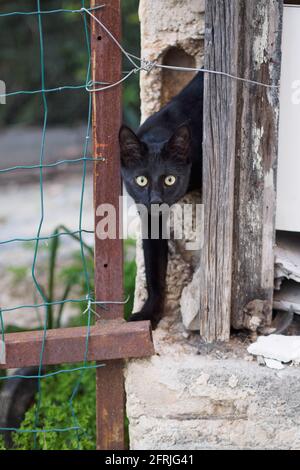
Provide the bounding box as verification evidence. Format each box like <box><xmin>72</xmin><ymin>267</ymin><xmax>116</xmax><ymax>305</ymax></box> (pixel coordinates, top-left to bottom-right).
<box><xmin>119</xmin><ymin>72</ymin><xmax>204</xmax><ymax>328</ymax></box>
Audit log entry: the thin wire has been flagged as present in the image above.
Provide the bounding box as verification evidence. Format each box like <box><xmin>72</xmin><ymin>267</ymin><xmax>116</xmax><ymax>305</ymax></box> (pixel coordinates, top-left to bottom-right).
<box><xmin>0</xmin><ymin>364</ymin><xmax>106</xmax><ymax>382</ymax></box>
<box><xmin>158</xmin><ymin>63</ymin><xmax>280</xmax><ymax>89</ymax></box>
<box><xmin>0</xmin><ymin>5</ymin><xmax>280</xmax><ymax>101</ymax></box>
<box><xmin>0</xmin><ymin>82</ymin><xmax>109</xmax><ymax>100</ymax></box>
<box><xmin>0</xmin><ymin>4</ymin><xmax>105</xmax><ymax>17</ymax></box>
<box><xmin>85</xmin><ymin>69</ymin><xmax>140</xmax><ymax>93</ymax></box>
<box><xmin>82</xmin><ymin>296</ymin><xmax>130</xmax><ymax>319</ymax></box>
<box><xmin>0</xmin><ymin>299</ymin><xmax>85</xmax><ymax>314</ymax></box>
<box><xmin>0</xmin><ymin>157</ymin><xmax>102</xmax><ymax>174</ymax></box>
<box><xmin>82</xmin><ymin>7</ymin><xmax>143</xmax><ymax>94</ymax></box>
<box><xmin>83</xmin><ymin>8</ymin><xmax>280</xmax><ymax>90</ymax></box>
<box><xmin>0</xmin><ymin>296</ymin><xmax>129</xmax><ymax>314</ymax></box>
<box><xmin>82</xmin><ymin>7</ymin><xmax>139</xmax><ymax>69</ymax></box>
<box><xmin>0</xmin><ymin>83</ymin><xmax>89</xmax><ymax>98</ymax></box>
<box><xmin>0</xmin><ymin>426</ymin><xmax>80</xmax><ymax>434</ymax></box>
<box><xmin>0</xmin><ymin>229</ymin><xmax>94</xmax><ymax>247</ymax></box>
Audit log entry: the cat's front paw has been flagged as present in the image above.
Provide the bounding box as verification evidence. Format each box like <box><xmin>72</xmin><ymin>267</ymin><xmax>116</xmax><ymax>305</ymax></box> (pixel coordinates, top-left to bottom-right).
<box><xmin>128</xmin><ymin>311</ymin><xmax>162</xmax><ymax>330</ymax></box>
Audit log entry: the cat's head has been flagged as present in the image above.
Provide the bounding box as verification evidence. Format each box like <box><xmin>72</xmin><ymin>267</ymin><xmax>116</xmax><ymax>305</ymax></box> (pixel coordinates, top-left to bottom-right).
<box><xmin>119</xmin><ymin>124</ymin><xmax>192</xmax><ymax>209</ymax></box>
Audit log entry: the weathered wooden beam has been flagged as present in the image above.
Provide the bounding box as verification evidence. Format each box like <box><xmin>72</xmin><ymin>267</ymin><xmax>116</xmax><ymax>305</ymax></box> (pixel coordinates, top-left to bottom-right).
<box><xmin>199</xmin><ymin>0</ymin><xmax>239</xmax><ymax>342</ymax></box>
<box><xmin>91</xmin><ymin>0</ymin><xmax>126</xmax><ymax>450</ymax></box>
<box><xmin>231</xmin><ymin>0</ymin><xmax>283</xmax><ymax>330</ymax></box>
<box><xmin>200</xmin><ymin>0</ymin><xmax>283</xmax><ymax>341</ymax></box>
<box><xmin>0</xmin><ymin>320</ymin><xmax>154</xmax><ymax>369</ymax></box>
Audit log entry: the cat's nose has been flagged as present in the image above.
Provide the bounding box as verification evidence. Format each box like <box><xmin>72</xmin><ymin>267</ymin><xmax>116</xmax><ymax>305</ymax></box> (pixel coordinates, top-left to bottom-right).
<box><xmin>150</xmin><ymin>192</ymin><xmax>162</xmax><ymax>205</ymax></box>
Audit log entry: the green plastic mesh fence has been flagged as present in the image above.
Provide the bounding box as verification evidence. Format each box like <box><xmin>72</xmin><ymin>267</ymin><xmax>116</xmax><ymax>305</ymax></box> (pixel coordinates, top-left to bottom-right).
<box><xmin>0</xmin><ymin>1</ymin><xmax>105</xmax><ymax>449</ymax></box>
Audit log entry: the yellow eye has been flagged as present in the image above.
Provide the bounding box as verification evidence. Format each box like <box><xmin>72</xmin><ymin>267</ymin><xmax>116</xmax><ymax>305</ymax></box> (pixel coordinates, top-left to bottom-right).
<box><xmin>164</xmin><ymin>175</ymin><xmax>176</xmax><ymax>186</ymax></box>
<box><xmin>135</xmin><ymin>176</ymin><xmax>148</xmax><ymax>187</ymax></box>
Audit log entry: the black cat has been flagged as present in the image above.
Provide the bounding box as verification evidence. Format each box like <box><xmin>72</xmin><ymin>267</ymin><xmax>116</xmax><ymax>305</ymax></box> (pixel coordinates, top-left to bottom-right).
<box><xmin>119</xmin><ymin>71</ymin><xmax>203</xmax><ymax>328</ymax></box>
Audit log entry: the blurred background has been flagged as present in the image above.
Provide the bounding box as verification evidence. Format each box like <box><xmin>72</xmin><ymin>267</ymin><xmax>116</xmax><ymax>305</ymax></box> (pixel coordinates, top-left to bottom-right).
<box><xmin>0</xmin><ymin>0</ymin><xmax>140</xmax><ymax>330</ymax></box>
<box><xmin>0</xmin><ymin>0</ymin><xmax>140</xmax><ymax>128</ymax></box>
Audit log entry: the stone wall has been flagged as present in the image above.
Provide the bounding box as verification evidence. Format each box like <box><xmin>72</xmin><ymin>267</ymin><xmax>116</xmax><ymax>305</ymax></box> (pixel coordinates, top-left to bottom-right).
<box><xmin>126</xmin><ymin>348</ymin><xmax>300</xmax><ymax>450</ymax></box>
<box><xmin>139</xmin><ymin>0</ymin><xmax>205</xmax><ymax>122</ymax></box>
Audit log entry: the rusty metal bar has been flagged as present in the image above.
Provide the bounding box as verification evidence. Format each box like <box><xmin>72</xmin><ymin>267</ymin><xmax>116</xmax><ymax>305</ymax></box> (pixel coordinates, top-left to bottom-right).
<box><xmin>91</xmin><ymin>0</ymin><xmax>128</xmax><ymax>450</ymax></box>
<box><xmin>0</xmin><ymin>320</ymin><xmax>153</xmax><ymax>369</ymax></box>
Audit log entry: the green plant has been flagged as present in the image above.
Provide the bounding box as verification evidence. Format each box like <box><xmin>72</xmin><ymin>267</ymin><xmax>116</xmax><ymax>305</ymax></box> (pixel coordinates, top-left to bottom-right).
<box><xmin>11</xmin><ymin>364</ymin><xmax>96</xmax><ymax>450</ymax></box>
<box><xmin>0</xmin><ymin>0</ymin><xmax>141</xmax><ymax>127</ymax></box>
<box><xmin>6</xmin><ymin>366</ymin><xmax>131</xmax><ymax>449</ymax></box>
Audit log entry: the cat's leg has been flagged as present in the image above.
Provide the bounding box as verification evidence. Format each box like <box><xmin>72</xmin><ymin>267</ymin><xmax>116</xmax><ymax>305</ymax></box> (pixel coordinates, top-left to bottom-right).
<box><xmin>129</xmin><ymin>214</ymin><xmax>168</xmax><ymax>329</ymax></box>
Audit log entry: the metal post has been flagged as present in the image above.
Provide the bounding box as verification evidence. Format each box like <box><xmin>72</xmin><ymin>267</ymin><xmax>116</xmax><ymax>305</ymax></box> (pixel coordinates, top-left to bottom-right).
<box><xmin>90</xmin><ymin>0</ymin><xmax>125</xmax><ymax>450</ymax></box>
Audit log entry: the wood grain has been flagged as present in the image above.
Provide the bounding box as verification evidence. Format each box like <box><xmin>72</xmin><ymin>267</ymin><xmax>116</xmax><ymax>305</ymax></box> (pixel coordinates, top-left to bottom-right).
<box><xmin>200</xmin><ymin>0</ymin><xmax>283</xmax><ymax>340</ymax></box>
<box><xmin>231</xmin><ymin>0</ymin><xmax>283</xmax><ymax>329</ymax></box>
<box><xmin>200</xmin><ymin>0</ymin><xmax>239</xmax><ymax>342</ymax></box>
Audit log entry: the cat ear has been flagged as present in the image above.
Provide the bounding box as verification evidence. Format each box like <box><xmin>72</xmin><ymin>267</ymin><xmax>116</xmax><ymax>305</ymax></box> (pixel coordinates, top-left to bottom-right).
<box><xmin>119</xmin><ymin>125</ymin><xmax>144</xmax><ymax>167</ymax></box>
<box><xmin>166</xmin><ymin>124</ymin><xmax>191</xmax><ymax>163</ymax></box>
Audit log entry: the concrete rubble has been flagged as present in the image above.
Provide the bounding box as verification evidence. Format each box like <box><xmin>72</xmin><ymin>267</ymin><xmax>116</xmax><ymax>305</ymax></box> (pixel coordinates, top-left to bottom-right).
<box><xmin>248</xmin><ymin>334</ymin><xmax>300</xmax><ymax>366</ymax></box>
